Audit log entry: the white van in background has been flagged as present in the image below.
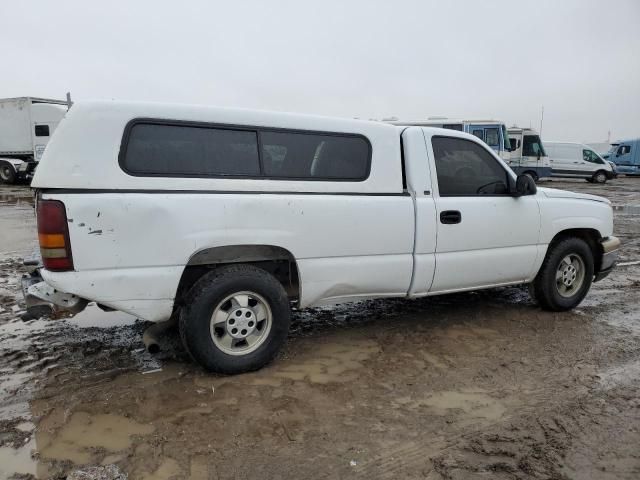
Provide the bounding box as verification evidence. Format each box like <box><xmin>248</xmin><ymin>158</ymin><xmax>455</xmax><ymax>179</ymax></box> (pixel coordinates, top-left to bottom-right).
<box><xmin>544</xmin><ymin>142</ymin><xmax>615</xmax><ymax>184</ymax></box>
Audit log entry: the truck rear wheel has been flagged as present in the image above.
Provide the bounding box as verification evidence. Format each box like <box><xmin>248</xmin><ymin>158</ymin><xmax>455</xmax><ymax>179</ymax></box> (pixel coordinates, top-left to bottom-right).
<box><xmin>179</xmin><ymin>264</ymin><xmax>291</xmax><ymax>374</ymax></box>
<box><xmin>0</xmin><ymin>162</ymin><xmax>16</xmax><ymax>184</ymax></box>
<box><xmin>532</xmin><ymin>237</ymin><xmax>594</xmax><ymax>311</ymax></box>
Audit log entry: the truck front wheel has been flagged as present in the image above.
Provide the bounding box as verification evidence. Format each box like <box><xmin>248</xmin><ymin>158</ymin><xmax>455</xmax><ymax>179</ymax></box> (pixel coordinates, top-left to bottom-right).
<box><xmin>532</xmin><ymin>237</ymin><xmax>594</xmax><ymax>311</ymax></box>
<box><xmin>0</xmin><ymin>162</ymin><xmax>16</xmax><ymax>184</ymax></box>
<box><xmin>179</xmin><ymin>264</ymin><xmax>291</xmax><ymax>374</ymax></box>
<box><xmin>592</xmin><ymin>170</ymin><xmax>608</xmax><ymax>184</ymax></box>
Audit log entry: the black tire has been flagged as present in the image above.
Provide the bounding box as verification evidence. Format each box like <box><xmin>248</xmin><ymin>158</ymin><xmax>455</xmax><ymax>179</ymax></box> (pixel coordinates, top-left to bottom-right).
<box><xmin>0</xmin><ymin>162</ymin><xmax>16</xmax><ymax>184</ymax></box>
<box><xmin>523</xmin><ymin>171</ymin><xmax>538</xmax><ymax>182</ymax></box>
<box><xmin>592</xmin><ymin>170</ymin><xmax>607</xmax><ymax>184</ymax></box>
<box><xmin>532</xmin><ymin>237</ymin><xmax>594</xmax><ymax>311</ymax></box>
<box><xmin>179</xmin><ymin>264</ymin><xmax>291</xmax><ymax>374</ymax></box>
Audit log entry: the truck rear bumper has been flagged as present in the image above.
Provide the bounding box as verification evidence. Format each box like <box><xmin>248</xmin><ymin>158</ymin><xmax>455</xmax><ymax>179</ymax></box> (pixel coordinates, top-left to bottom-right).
<box><xmin>22</xmin><ymin>270</ymin><xmax>88</xmax><ymax>313</ymax></box>
<box><xmin>594</xmin><ymin>236</ymin><xmax>621</xmax><ymax>282</ymax></box>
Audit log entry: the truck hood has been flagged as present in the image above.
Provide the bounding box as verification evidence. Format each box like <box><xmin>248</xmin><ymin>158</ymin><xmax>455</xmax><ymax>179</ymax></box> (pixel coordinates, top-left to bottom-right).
<box><xmin>538</xmin><ymin>187</ymin><xmax>611</xmax><ymax>205</ymax></box>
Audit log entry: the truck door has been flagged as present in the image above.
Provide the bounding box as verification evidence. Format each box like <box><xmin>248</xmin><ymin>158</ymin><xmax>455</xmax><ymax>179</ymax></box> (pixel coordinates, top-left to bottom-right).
<box><xmin>425</xmin><ymin>133</ymin><xmax>541</xmax><ymax>292</ymax></box>
<box><xmin>33</xmin><ymin>124</ymin><xmax>51</xmax><ymax>161</ymax></box>
<box><xmin>612</xmin><ymin>142</ymin><xmax>637</xmax><ymax>174</ymax></box>
<box><xmin>402</xmin><ymin>127</ymin><xmax>438</xmax><ymax>296</ymax></box>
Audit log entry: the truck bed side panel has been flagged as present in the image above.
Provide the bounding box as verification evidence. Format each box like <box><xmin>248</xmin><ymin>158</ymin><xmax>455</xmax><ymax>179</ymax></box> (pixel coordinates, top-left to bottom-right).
<box><xmin>41</xmin><ymin>191</ymin><xmax>415</xmax><ymax>320</ymax></box>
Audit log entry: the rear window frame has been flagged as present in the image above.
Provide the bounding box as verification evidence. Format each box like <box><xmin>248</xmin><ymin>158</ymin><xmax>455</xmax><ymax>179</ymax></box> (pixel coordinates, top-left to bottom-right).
<box><xmin>118</xmin><ymin>118</ymin><xmax>373</xmax><ymax>182</ymax></box>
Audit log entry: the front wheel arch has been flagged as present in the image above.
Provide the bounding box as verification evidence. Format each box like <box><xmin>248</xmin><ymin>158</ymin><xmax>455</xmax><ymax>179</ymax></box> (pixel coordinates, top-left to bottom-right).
<box><xmin>533</xmin><ymin>236</ymin><xmax>595</xmax><ymax>311</ymax></box>
<box><xmin>546</xmin><ymin>228</ymin><xmax>602</xmax><ymax>274</ymax></box>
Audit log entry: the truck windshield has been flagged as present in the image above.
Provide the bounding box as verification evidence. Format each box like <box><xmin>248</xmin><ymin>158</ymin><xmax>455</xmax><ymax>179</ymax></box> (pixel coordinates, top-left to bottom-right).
<box><xmin>501</xmin><ymin>125</ymin><xmax>511</xmax><ymax>152</ymax></box>
<box><xmin>522</xmin><ymin>135</ymin><xmax>546</xmax><ymax>157</ymax></box>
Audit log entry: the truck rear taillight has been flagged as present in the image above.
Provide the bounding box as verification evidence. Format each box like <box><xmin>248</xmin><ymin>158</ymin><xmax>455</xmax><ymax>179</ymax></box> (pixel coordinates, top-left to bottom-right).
<box><xmin>37</xmin><ymin>199</ymin><xmax>74</xmax><ymax>271</ymax></box>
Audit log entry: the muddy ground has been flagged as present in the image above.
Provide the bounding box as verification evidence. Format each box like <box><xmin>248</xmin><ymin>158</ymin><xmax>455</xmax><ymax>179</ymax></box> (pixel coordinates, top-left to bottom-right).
<box><xmin>0</xmin><ymin>178</ymin><xmax>639</xmax><ymax>480</ymax></box>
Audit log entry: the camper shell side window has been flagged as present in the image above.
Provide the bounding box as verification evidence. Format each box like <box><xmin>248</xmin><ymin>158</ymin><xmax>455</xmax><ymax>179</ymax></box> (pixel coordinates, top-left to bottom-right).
<box><xmin>119</xmin><ymin>119</ymin><xmax>372</xmax><ymax>182</ymax></box>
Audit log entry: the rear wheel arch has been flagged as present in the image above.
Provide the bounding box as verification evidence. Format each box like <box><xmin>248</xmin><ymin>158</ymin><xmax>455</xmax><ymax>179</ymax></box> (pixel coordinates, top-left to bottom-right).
<box><xmin>173</xmin><ymin>245</ymin><xmax>300</xmax><ymax>313</ymax></box>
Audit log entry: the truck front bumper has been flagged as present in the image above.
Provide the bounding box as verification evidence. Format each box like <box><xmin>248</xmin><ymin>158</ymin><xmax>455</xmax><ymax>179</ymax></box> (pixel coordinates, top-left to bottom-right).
<box><xmin>594</xmin><ymin>236</ymin><xmax>621</xmax><ymax>282</ymax></box>
<box><xmin>22</xmin><ymin>269</ymin><xmax>88</xmax><ymax>314</ymax></box>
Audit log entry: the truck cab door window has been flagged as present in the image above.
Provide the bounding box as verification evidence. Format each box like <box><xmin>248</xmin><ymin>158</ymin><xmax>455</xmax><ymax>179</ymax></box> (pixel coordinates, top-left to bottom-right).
<box><xmin>614</xmin><ymin>145</ymin><xmax>632</xmax><ymax>165</ymax></box>
<box><xmin>484</xmin><ymin>128</ymin><xmax>500</xmax><ymax>148</ymax></box>
<box><xmin>471</xmin><ymin>129</ymin><xmax>484</xmax><ymax>141</ymax></box>
<box><xmin>522</xmin><ymin>135</ymin><xmax>546</xmax><ymax>157</ymax></box>
<box><xmin>431</xmin><ymin>136</ymin><xmax>509</xmax><ymax>196</ymax></box>
<box><xmin>35</xmin><ymin>125</ymin><xmax>50</xmax><ymax>137</ymax></box>
<box><xmin>583</xmin><ymin>149</ymin><xmax>603</xmax><ymax>164</ymax></box>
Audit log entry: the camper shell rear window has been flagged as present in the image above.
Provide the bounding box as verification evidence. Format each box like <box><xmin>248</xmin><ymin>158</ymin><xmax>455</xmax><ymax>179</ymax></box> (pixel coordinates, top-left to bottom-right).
<box><xmin>119</xmin><ymin>119</ymin><xmax>372</xmax><ymax>181</ymax></box>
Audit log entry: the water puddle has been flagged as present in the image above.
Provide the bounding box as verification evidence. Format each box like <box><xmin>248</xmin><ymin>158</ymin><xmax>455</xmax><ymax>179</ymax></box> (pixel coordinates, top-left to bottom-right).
<box><xmin>598</xmin><ymin>359</ymin><xmax>640</xmax><ymax>390</ymax></box>
<box><xmin>141</xmin><ymin>457</ymin><xmax>181</xmax><ymax>480</ymax></box>
<box><xmin>0</xmin><ymin>439</ymin><xmax>38</xmax><ymax>478</ymax></box>
<box><xmin>0</xmin><ymin>192</ymin><xmax>34</xmax><ymax>207</ymax></box>
<box><xmin>37</xmin><ymin>411</ymin><xmax>155</xmax><ymax>464</ymax></box>
<box><xmin>612</xmin><ymin>205</ymin><xmax>640</xmax><ymax>215</ymax></box>
<box><xmin>66</xmin><ymin>303</ymin><xmax>137</xmax><ymax>328</ymax></box>
<box><xmin>394</xmin><ymin>390</ymin><xmax>506</xmax><ymax>421</ymax></box>
<box><xmin>248</xmin><ymin>337</ymin><xmax>380</xmax><ymax>385</ymax></box>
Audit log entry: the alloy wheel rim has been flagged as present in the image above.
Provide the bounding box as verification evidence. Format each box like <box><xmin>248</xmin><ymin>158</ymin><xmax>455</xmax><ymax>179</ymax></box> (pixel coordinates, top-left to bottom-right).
<box><xmin>555</xmin><ymin>254</ymin><xmax>585</xmax><ymax>298</ymax></box>
<box><xmin>209</xmin><ymin>291</ymin><xmax>272</xmax><ymax>356</ymax></box>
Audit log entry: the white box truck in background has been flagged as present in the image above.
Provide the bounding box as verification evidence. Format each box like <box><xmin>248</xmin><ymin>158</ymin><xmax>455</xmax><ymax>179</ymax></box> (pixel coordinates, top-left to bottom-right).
<box><xmin>0</xmin><ymin>96</ymin><xmax>71</xmax><ymax>184</ymax></box>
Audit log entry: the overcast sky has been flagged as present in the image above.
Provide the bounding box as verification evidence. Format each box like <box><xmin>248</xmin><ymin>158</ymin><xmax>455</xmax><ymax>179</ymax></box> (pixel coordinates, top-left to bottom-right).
<box><xmin>1</xmin><ymin>0</ymin><xmax>638</xmax><ymax>142</ymax></box>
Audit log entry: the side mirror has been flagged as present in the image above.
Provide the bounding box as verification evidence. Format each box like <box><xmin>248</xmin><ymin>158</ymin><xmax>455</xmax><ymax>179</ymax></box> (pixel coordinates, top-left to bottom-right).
<box><xmin>513</xmin><ymin>174</ymin><xmax>537</xmax><ymax>197</ymax></box>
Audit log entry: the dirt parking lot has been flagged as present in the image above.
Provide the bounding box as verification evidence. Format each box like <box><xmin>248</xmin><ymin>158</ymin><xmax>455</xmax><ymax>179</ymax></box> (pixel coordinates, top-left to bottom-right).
<box><xmin>1</xmin><ymin>178</ymin><xmax>639</xmax><ymax>479</ymax></box>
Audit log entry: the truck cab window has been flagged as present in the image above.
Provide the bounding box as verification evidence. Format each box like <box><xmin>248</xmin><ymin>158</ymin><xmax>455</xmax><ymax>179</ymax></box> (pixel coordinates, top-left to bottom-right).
<box><xmin>432</xmin><ymin>136</ymin><xmax>510</xmax><ymax>196</ymax></box>
<box><xmin>485</xmin><ymin>128</ymin><xmax>499</xmax><ymax>147</ymax></box>
<box><xmin>583</xmin><ymin>149</ymin><xmax>603</xmax><ymax>164</ymax></box>
<box><xmin>618</xmin><ymin>145</ymin><xmax>631</xmax><ymax>156</ymax></box>
<box><xmin>471</xmin><ymin>129</ymin><xmax>484</xmax><ymax>141</ymax></box>
<box><xmin>35</xmin><ymin>125</ymin><xmax>50</xmax><ymax>137</ymax></box>
<box><xmin>522</xmin><ymin>135</ymin><xmax>546</xmax><ymax>157</ymax></box>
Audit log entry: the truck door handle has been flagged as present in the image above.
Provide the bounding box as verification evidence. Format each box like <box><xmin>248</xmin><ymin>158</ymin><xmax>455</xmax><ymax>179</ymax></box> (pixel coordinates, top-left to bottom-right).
<box><xmin>440</xmin><ymin>210</ymin><xmax>462</xmax><ymax>224</ymax></box>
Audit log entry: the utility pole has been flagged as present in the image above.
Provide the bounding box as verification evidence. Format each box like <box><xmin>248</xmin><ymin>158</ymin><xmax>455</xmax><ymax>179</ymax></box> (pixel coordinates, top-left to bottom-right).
<box><xmin>539</xmin><ymin>105</ymin><xmax>544</xmax><ymax>136</ymax></box>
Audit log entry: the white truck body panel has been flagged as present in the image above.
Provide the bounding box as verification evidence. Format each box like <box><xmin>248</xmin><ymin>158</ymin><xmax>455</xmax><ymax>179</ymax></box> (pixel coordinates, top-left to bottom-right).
<box><xmin>0</xmin><ymin>98</ymin><xmax>33</xmax><ymax>153</ymax></box>
<box><xmin>32</xmin><ymin>102</ymin><xmax>615</xmax><ymax>323</ymax></box>
<box><xmin>0</xmin><ymin>98</ymin><xmax>67</xmax><ymax>156</ymax></box>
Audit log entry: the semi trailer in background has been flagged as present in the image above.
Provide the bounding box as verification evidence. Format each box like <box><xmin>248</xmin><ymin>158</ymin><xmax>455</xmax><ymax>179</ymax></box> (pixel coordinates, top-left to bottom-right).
<box><xmin>0</xmin><ymin>96</ymin><xmax>71</xmax><ymax>184</ymax></box>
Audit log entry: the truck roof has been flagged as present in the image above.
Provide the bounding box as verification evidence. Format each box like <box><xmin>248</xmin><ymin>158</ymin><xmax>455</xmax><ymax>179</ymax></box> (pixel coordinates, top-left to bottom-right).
<box><xmin>508</xmin><ymin>127</ymin><xmax>540</xmax><ymax>134</ymax></box>
<box><xmin>390</xmin><ymin>118</ymin><xmax>505</xmax><ymax>126</ymax></box>
<box><xmin>32</xmin><ymin>100</ymin><xmax>404</xmax><ymax>192</ymax></box>
<box><xmin>0</xmin><ymin>97</ymin><xmax>69</xmax><ymax>106</ymax></box>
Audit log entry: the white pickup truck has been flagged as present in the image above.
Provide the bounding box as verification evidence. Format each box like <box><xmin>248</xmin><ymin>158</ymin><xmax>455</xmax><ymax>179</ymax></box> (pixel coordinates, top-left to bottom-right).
<box><xmin>24</xmin><ymin>101</ymin><xmax>620</xmax><ymax>374</ymax></box>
